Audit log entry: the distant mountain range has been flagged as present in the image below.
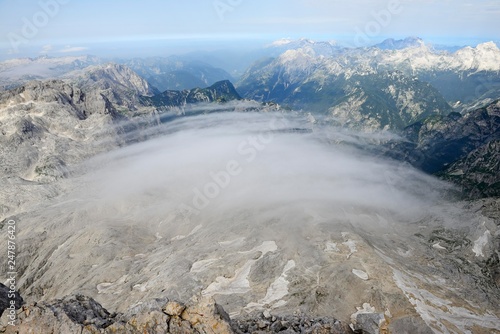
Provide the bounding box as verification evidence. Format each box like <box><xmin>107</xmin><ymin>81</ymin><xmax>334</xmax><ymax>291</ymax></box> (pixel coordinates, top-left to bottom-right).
<box><xmin>374</xmin><ymin>37</ymin><xmax>426</xmax><ymax>50</ymax></box>
<box><xmin>238</xmin><ymin>59</ymin><xmax>452</xmax><ymax>131</ymax></box>
<box><xmin>0</xmin><ymin>55</ymin><xmax>233</xmax><ymax>93</ymax></box>
<box><xmin>121</xmin><ymin>57</ymin><xmax>234</xmax><ymax>92</ymax></box>
<box><xmin>237</xmin><ymin>38</ymin><xmax>500</xmax><ymax>124</ymax></box>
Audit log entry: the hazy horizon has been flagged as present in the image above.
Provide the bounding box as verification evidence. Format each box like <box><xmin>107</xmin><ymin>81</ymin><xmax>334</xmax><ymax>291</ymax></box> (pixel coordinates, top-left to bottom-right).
<box><xmin>0</xmin><ymin>35</ymin><xmax>498</xmax><ymax>62</ymax></box>
<box><xmin>1</xmin><ymin>0</ymin><xmax>499</xmax><ymax>60</ymax></box>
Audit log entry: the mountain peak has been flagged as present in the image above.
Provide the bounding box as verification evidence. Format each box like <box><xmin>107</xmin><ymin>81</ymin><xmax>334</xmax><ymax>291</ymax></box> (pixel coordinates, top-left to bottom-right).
<box><xmin>475</xmin><ymin>41</ymin><xmax>499</xmax><ymax>52</ymax></box>
<box><xmin>77</xmin><ymin>63</ymin><xmax>158</xmax><ymax>97</ymax></box>
<box><xmin>271</xmin><ymin>38</ymin><xmax>293</xmax><ymax>46</ymax></box>
<box><xmin>375</xmin><ymin>37</ymin><xmax>425</xmax><ymax>50</ymax></box>
<box><xmin>204</xmin><ymin>80</ymin><xmax>241</xmax><ymax>100</ymax></box>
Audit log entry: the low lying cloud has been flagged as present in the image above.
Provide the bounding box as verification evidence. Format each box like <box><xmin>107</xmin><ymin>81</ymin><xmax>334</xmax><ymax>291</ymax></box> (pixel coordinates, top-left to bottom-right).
<box><xmin>64</xmin><ymin>111</ymin><xmax>453</xmax><ymax>238</ymax></box>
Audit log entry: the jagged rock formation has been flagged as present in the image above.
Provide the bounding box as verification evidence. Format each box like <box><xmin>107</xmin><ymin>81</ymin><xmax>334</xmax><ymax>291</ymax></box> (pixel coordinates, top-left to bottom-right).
<box><xmin>0</xmin><ymin>79</ymin><xmax>124</xmax><ymax>182</ymax></box>
<box><xmin>373</xmin><ymin>41</ymin><xmax>500</xmax><ymax>104</ymax></box>
<box><xmin>441</xmin><ymin>140</ymin><xmax>500</xmax><ymax>199</ymax></box>
<box><xmin>327</xmin><ymin>71</ymin><xmax>452</xmax><ymax>131</ymax></box>
<box><xmin>0</xmin><ymin>295</ymin><xmax>235</xmax><ymax>334</ymax></box>
<box><xmin>67</xmin><ymin>63</ymin><xmax>160</xmax><ymax>112</ymax></box>
<box><xmin>0</xmin><ymin>293</ymin><xmax>362</xmax><ymax>334</ymax></box>
<box><xmin>0</xmin><ymin>78</ymin><xmax>135</xmax><ymax>224</ymax></box>
<box><xmin>232</xmin><ymin>313</ymin><xmax>352</xmax><ymax>333</ymax></box>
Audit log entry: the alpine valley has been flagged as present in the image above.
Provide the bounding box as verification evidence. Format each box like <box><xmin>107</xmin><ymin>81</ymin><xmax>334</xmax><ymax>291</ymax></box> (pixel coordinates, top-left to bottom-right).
<box><xmin>0</xmin><ymin>38</ymin><xmax>499</xmax><ymax>334</ymax></box>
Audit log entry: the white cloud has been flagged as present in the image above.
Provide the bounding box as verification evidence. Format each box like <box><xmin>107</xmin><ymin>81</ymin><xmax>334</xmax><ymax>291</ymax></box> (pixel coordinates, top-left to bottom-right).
<box><xmin>40</xmin><ymin>44</ymin><xmax>53</xmax><ymax>53</ymax></box>
<box><xmin>58</xmin><ymin>46</ymin><xmax>88</xmax><ymax>53</ymax></box>
<box><xmin>70</xmin><ymin>111</ymin><xmax>453</xmax><ymax>232</ymax></box>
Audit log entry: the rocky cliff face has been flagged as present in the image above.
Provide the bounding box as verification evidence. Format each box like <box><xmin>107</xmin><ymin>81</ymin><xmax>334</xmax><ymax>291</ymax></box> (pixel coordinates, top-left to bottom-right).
<box><xmin>0</xmin><ymin>295</ymin><xmax>233</xmax><ymax>334</ymax></box>
<box><xmin>328</xmin><ymin>71</ymin><xmax>452</xmax><ymax>131</ymax></box>
<box><xmin>67</xmin><ymin>63</ymin><xmax>160</xmax><ymax>113</ymax></box>
<box><xmin>441</xmin><ymin>140</ymin><xmax>500</xmax><ymax>199</ymax></box>
<box><xmin>385</xmin><ymin>100</ymin><xmax>500</xmax><ymax>198</ymax></box>
<box><xmin>0</xmin><ymin>78</ymin><xmax>133</xmax><ymax>222</ymax></box>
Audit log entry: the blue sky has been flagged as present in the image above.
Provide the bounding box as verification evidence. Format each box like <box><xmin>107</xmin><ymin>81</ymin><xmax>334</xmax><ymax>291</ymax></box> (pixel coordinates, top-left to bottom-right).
<box><xmin>0</xmin><ymin>0</ymin><xmax>499</xmax><ymax>58</ymax></box>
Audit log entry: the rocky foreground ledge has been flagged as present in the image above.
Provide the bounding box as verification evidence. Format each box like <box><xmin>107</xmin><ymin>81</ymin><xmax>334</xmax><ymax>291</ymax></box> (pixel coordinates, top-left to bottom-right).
<box><xmin>0</xmin><ymin>294</ymin><xmax>366</xmax><ymax>334</ymax></box>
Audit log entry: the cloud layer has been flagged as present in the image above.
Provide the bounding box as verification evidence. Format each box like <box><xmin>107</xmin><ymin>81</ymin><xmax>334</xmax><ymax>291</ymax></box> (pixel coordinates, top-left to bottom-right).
<box><xmin>66</xmin><ymin>111</ymin><xmax>453</xmax><ymax>236</ymax></box>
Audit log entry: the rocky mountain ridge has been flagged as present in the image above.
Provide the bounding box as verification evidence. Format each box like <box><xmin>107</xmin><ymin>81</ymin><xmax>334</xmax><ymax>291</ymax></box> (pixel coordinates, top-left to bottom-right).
<box><xmin>0</xmin><ymin>65</ymin><xmax>244</xmax><ymax>222</ymax></box>
<box><xmin>237</xmin><ymin>39</ymin><xmax>500</xmax><ymax>121</ymax></box>
<box><xmin>0</xmin><ymin>55</ymin><xmax>234</xmax><ymax>94</ymax></box>
<box><xmin>238</xmin><ymin>60</ymin><xmax>452</xmax><ymax>131</ymax></box>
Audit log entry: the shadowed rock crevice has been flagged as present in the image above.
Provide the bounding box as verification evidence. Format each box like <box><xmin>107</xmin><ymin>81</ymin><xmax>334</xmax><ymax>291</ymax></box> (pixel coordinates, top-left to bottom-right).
<box><xmin>0</xmin><ymin>284</ymin><xmax>23</xmax><ymax>317</ymax></box>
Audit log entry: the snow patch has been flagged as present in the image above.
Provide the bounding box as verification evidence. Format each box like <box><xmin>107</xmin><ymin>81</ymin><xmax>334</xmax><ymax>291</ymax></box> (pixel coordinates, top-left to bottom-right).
<box><xmin>202</xmin><ymin>241</ymin><xmax>278</xmax><ymax>296</ymax></box>
<box><xmin>190</xmin><ymin>258</ymin><xmax>220</xmax><ymax>273</ymax></box>
<box><xmin>341</xmin><ymin>233</ymin><xmax>357</xmax><ymax>258</ymax></box>
<box><xmin>218</xmin><ymin>237</ymin><xmax>245</xmax><ymax>247</ymax></box>
<box><xmin>432</xmin><ymin>242</ymin><xmax>446</xmax><ymax>250</ymax></box>
<box><xmin>352</xmin><ymin>269</ymin><xmax>369</xmax><ymax>280</ymax></box>
<box><xmin>325</xmin><ymin>242</ymin><xmax>340</xmax><ymax>252</ymax></box>
<box><xmin>171</xmin><ymin>224</ymin><xmax>203</xmax><ymax>241</ymax></box>
<box><xmin>245</xmin><ymin>260</ymin><xmax>296</xmax><ymax>311</ymax></box>
<box><xmin>472</xmin><ymin>230</ymin><xmax>491</xmax><ymax>257</ymax></box>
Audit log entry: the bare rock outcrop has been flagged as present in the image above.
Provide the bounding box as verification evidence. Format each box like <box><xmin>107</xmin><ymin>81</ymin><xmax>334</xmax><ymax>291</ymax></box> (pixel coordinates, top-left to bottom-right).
<box><xmin>0</xmin><ymin>295</ymin><xmax>235</xmax><ymax>334</ymax></box>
